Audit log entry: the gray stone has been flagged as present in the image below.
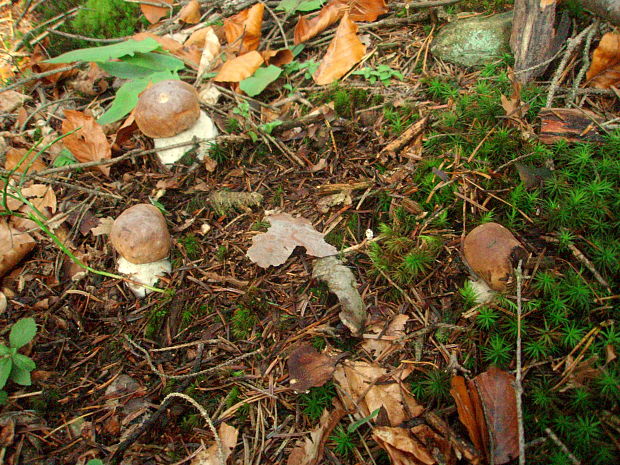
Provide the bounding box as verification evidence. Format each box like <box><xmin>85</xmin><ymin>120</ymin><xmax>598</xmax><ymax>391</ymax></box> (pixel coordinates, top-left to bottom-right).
<box><xmin>431</xmin><ymin>12</ymin><xmax>513</xmax><ymax>67</ymax></box>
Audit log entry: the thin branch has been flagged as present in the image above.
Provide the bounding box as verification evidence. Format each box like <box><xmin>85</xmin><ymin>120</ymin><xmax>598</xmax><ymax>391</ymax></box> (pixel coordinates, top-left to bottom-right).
<box><xmin>515</xmin><ymin>260</ymin><xmax>526</xmax><ymax>465</ymax></box>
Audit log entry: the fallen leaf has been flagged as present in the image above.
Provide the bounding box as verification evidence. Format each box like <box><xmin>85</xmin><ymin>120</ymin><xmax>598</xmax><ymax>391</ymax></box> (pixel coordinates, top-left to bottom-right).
<box><xmin>61</xmin><ymin>110</ymin><xmax>112</xmax><ymax>176</ymax></box>
<box><xmin>113</xmin><ymin>112</ymin><xmax>138</xmax><ymax>149</ymax></box>
<box><xmin>362</xmin><ymin>314</ymin><xmax>408</xmax><ymax>360</ymax></box>
<box><xmin>515</xmin><ymin>163</ymin><xmax>552</xmax><ymax>190</ymax></box>
<box><xmin>67</xmin><ymin>63</ymin><xmax>109</xmax><ymax>96</ymax></box>
<box><xmin>313</xmin><ymin>13</ymin><xmax>366</xmax><ymax>85</ymax></box>
<box><xmin>132</xmin><ymin>32</ymin><xmax>201</xmax><ymax>69</ymax></box>
<box><xmin>197</xmin><ymin>27</ymin><xmax>221</xmax><ymax>78</ymax></box>
<box><xmin>586</xmin><ymin>32</ymin><xmax>620</xmax><ymax>88</ymax></box>
<box><xmin>312</xmin><ymin>256</ymin><xmax>367</xmax><ymax>336</ymax></box>
<box><xmin>288</xmin><ymin>344</ymin><xmax>339</xmax><ymax>392</ymax></box>
<box><xmin>224</xmin><ymin>2</ymin><xmax>265</xmax><ymax>54</ymax></box>
<box><xmin>5</xmin><ymin>148</ymin><xmax>47</xmax><ymax>174</ymax></box>
<box><xmin>450</xmin><ymin>376</ymin><xmax>489</xmax><ymax>461</ymax></box>
<box><xmin>261</xmin><ymin>49</ymin><xmax>294</xmax><ymax>66</ymax></box>
<box><xmin>246</xmin><ymin>212</ymin><xmax>337</xmax><ymax>268</ymax></box>
<box><xmin>30</xmin><ymin>45</ymin><xmax>78</xmax><ymax>84</ymax></box>
<box><xmin>140</xmin><ymin>0</ymin><xmax>173</xmax><ymax>24</ymax></box>
<box><xmin>190</xmin><ymin>422</ymin><xmax>238</xmax><ymax>465</ymax></box>
<box><xmin>7</xmin><ymin>183</ymin><xmax>58</xmax><ymax>232</ymax></box>
<box><xmin>287</xmin><ymin>408</ymin><xmax>346</xmax><ymax>465</ymax></box>
<box><xmin>179</xmin><ymin>0</ymin><xmax>201</xmax><ymax>23</ymax></box>
<box><xmin>91</xmin><ymin>217</ymin><xmax>115</xmax><ymax>236</ymax></box>
<box><xmin>0</xmin><ymin>90</ymin><xmax>31</xmax><ymax>114</ymax></box>
<box><xmin>333</xmin><ymin>360</ymin><xmax>423</xmax><ymax>426</ymax></box>
<box><xmin>294</xmin><ymin>0</ymin><xmax>387</xmax><ymax>44</ymax></box>
<box><xmin>0</xmin><ymin>220</ymin><xmax>35</xmax><ymax>278</ymax></box>
<box><xmin>372</xmin><ymin>426</ymin><xmax>437</xmax><ymax>465</ymax></box>
<box><xmin>213</xmin><ymin>51</ymin><xmax>264</xmax><ymax>82</ymax></box>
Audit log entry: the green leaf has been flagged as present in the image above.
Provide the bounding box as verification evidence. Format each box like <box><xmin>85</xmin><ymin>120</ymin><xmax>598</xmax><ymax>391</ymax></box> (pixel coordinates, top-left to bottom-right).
<box><xmin>0</xmin><ymin>358</ymin><xmax>12</xmax><ymax>390</ymax></box>
<box><xmin>86</xmin><ymin>460</ymin><xmax>104</xmax><ymax>465</ymax></box>
<box><xmin>46</xmin><ymin>38</ymin><xmax>161</xmax><ymax>64</ymax></box>
<box><xmin>9</xmin><ymin>365</ymin><xmax>31</xmax><ymax>386</ymax></box>
<box><xmin>276</xmin><ymin>0</ymin><xmax>324</xmax><ymax>13</ymax></box>
<box><xmin>12</xmin><ymin>354</ymin><xmax>35</xmax><ymax>372</ymax></box>
<box><xmin>239</xmin><ymin>65</ymin><xmax>282</xmax><ymax>97</ymax></box>
<box><xmin>260</xmin><ymin>120</ymin><xmax>282</xmax><ymax>135</ymax></box>
<box><xmin>0</xmin><ymin>345</ymin><xmax>10</xmax><ymax>356</ymax></box>
<box><xmin>9</xmin><ymin>318</ymin><xmax>37</xmax><ymax>349</ymax></box>
<box><xmin>98</xmin><ymin>61</ymin><xmax>155</xmax><ymax>79</ymax></box>
<box><xmin>122</xmin><ymin>52</ymin><xmax>185</xmax><ymax>72</ymax></box>
<box><xmin>0</xmin><ymin>390</ymin><xmax>7</xmax><ymax>406</ymax></box>
<box><xmin>52</xmin><ymin>148</ymin><xmax>79</xmax><ymax>168</ymax></box>
<box><xmin>97</xmin><ymin>71</ymin><xmax>177</xmax><ymax>125</ymax></box>
<box><xmin>347</xmin><ymin>408</ymin><xmax>380</xmax><ymax>433</ymax></box>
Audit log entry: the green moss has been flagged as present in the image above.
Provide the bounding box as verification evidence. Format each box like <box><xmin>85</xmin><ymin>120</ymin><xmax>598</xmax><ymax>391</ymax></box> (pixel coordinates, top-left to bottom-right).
<box><xmin>72</xmin><ymin>0</ymin><xmax>142</xmax><ymax>40</ymax></box>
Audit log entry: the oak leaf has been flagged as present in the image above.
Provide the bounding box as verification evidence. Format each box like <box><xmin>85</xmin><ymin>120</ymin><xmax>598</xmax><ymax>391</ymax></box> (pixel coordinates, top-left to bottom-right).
<box><xmin>213</xmin><ymin>51</ymin><xmax>264</xmax><ymax>82</ymax></box>
<box><xmin>313</xmin><ymin>13</ymin><xmax>366</xmax><ymax>85</ymax></box>
<box><xmin>246</xmin><ymin>212</ymin><xmax>336</xmax><ymax>268</ymax></box>
<box><xmin>62</xmin><ymin>110</ymin><xmax>112</xmax><ymax>176</ymax></box>
<box><xmin>140</xmin><ymin>0</ymin><xmax>173</xmax><ymax>24</ymax></box>
<box><xmin>585</xmin><ymin>32</ymin><xmax>620</xmax><ymax>88</ymax></box>
<box><xmin>224</xmin><ymin>3</ymin><xmax>265</xmax><ymax>54</ymax></box>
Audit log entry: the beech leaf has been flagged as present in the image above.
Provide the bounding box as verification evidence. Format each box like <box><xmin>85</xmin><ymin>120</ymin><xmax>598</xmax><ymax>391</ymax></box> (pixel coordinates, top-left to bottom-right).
<box><xmin>585</xmin><ymin>32</ymin><xmax>620</xmax><ymax>89</ymax></box>
<box><xmin>214</xmin><ymin>51</ymin><xmax>264</xmax><ymax>82</ymax></box>
<box><xmin>179</xmin><ymin>0</ymin><xmax>201</xmax><ymax>23</ymax></box>
<box><xmin>224</xmin><ymin>3</ymin><xmax>265</xmax><ymax>54</ymax></box>
<box><xmin>140</xmin><ymin>0</ymin><xmax>173</xmax><ymax>24</ymax></box>
<box><xmin>62</xmin><ymin>110</ymin><xmax>112</xmax><ymax>176</ymax></box>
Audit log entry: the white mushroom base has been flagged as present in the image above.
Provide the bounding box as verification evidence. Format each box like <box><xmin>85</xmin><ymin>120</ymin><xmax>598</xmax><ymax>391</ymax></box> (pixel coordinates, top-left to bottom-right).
<box><xmin>117</xmin><ymin>256</ymin><xmax>171</xmax><ymax>298</ymax></box>
<box><xmin>154</xmin><ymin>110</ymin><xmax>218</xmax><ymax>165</ymax></box>
<box><xmin>469</xmin><ymin>278</ymin><xmax>496</xmax><ymax>305</ymax></box>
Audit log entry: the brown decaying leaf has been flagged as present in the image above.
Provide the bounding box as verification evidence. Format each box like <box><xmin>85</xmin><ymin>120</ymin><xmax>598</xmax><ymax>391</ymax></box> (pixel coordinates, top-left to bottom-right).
<box><xmin>362</xmin><ymin>314</ymin><xmax>408</xmax><ymax>360</ymax></box>
<box><xmin>213</xmin><ymin>51</ymin><xmax>264</xmax><ymax>82</ymax></box>
<box><xmin>190</xmin><ymin>422</ymin><xmax>238</xmax><ymax>465</ymax></box>
<box><xmin>68</xmin><ymin>63</ymin><xmax>109</xmax><ymax>96</ymax></box>
<box><xmin>246</xmin><ymin>212</ymin><xmax>337</xmax><ymax>268</ymax></box>
<box><xmin>140</xmin><ymin>0</ymin><xmax>173</xmax><ymax>24</ymax></box>
<box><xmin>6</xmin><ymin>183</ymin><xmax>58</xmax><ymax>232</ymax></box>
<box><xmin>5</xmin><ymin>147</ymin><xmax>47</xmax><ymax>174</ymax></box>
<box><xmin>287</xmin><ymin>407</ymin><xmax>346</xmax><ymax>465</ymax></box>
<box><xmin>179</xmin><ymin>0</ymin><xmax>201</xmax><ymax>24</ymax></box>
<box><xmin>30</xmin><ymin>45</ymin><xmax>78</xmax><ymax>84</ymax></box>
<box><xmin>197</xmin><ymin>27</ymin><xmax>221</xmax><ymax>78</ymax></box>
<box><xmin>287</xmin><ymin>344</ymin><xmax>339</xmax><ymax>392</ymax></box>
<box><xmin>0</xmin><ymin>220</ymin><xmax>35</xmax><ymax>278</ymax></box>
<box><xmin>261</xmin><ymin>49</ymin><xmax>294</xmax><ymax>67</ymax></box>
<box><xmin>294</xmin><ymin>0</ymin><xmax>388</xmax><ymax>44</ymax></box>
<box><xmin>62</xmin><ymin>110</ymin><xmax>112</xmax><ymax>176</ymax></box>
<box><xmin>450</xmin><ymin>376</ymin><xmax>489</xmax><ymax>461</ymax></box>
<box><xmin>0</xmin><ymin>90</ymin><xmax>31</xmax><ymax>114</ymax></box>
<box><xmin>333</xmin><ymin>360</ymin><xmax>423</xmax><ymax>427</ymax></box>
<box><xmin>224</xmin><ymin>2</ymin><xmax>265</xmax><ymax>54</ymax></box>
<box><xmin>313</xmin><ymin>13</ymin><xmax>366</xmax><ymax>85</ymax></box>
<box><xmin>585</xmin><ymin>32</ymin><xmax>620</xmax><ymax>89</ymax></box>
<box><xmin>372</xmin><ymin>426</ymin><xmax>440</xmax><ymax>465</ymax></box>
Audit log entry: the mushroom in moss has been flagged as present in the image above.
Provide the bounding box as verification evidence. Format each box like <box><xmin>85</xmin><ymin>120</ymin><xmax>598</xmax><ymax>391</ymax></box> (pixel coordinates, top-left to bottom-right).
<box><xmin>462</xmin><ymin>222</ymin><xmax>527</xmax><ymax>295</ymax></box>
<box><xmin>110</xmin><ymin>204</ymin><xmax>171</xmax><ymax>297</ymax></box>
<box><xmin>134</xmin><ymin>79</ymin><xmax>218</xmax><ymax>165</ymax></box>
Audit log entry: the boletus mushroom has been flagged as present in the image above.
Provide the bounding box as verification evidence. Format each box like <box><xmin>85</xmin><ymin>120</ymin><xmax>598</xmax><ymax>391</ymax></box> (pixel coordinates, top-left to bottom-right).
<box><xmin>462</xmin><ymin>222</ymin><xmax>527</xmax><ymax>292</ymax></box>
<box><xmin>110</xmin><ymin>204</ymin><xmax>171</xmax><ymax>297</ymax></box>
<box><xmin>134</xmin><ymin>79</ymin><xmax>218</xmax><ymax>165</ymax></box>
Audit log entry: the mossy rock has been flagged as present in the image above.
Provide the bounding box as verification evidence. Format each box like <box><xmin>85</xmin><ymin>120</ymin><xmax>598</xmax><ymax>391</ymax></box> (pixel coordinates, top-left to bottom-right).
<box><xmin>430</xmin><ymin>11</ymin><xmax>513</xmax><ymax>67</ymax></box>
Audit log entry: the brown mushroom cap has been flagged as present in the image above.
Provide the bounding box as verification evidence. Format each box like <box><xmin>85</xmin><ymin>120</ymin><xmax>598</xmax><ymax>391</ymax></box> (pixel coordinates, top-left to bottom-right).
<box><xmin>110</xmin><ymin>204</ymin><xmax>170</xmax><ymax>264</ymax></box>
<box><xmin>134</xmin><ymin>80</ymin><xmax>200</xmax><ymax>138</ymax></box>
<box><xmin>462</xmin><ymin>222</ymin><xmax>527</xmax><ymax>292</ymax></box>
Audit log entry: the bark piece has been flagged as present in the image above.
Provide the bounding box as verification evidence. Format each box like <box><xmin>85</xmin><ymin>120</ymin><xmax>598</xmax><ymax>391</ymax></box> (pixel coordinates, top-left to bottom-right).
<box><xmin>538</xmin><ymin>108</ymin><xmax>605</xmax><ymax>144</ymax></box>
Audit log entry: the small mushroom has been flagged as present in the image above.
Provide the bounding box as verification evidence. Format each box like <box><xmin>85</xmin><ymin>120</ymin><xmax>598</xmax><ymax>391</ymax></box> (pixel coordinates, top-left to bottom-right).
<box><xmin>110</xmin><ymin>204</ymin><xmax>171</xmax><ymax>297</ymax></box>
<box><xmin>134</xmin><ymin>79</ymin><xmax>218</xmax><ymax>165</ymax></box>
<box><xmin>462</xmin><ymin>222</ymin><xmax>527</xmax><ymax>292</ymax></box>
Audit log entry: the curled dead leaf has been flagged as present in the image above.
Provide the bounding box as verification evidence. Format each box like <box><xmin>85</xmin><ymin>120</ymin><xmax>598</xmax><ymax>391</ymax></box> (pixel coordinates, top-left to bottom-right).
<box><xmin>287</xmin><ymin>344</ymin><xmax>340</xmax><ymax>392</ymax></box>
<box><xmin>197</xmin><ymin>27</ymin><xmax>221</xmax><ymax>78</ymax></box>
<box><xmin>585</xmin><ymin>32</ymin><xmax>620</xmax><ymax>89</ymax></box>
<box><xmin>30</xmin><ymin>45</ymin><xmax>78</xmax><ymax>84</ymax></box>
<box><xmin>140</xmin><ymin>0</ymin><xmax>173</xmax><ymax>24</ymax></box>
<box><xmin>246</xmin><ymin>212</ymin><xmax>337</xmax><ymax>268</ymax></box>
<box><xmin>214</xmin><ymin>51</ymin><xmax>264</xmax><ymax>82</ymax></box>
<box><xmin>62</xmin><ymin>110</ymin><xmax>112</xmax><ymax>176</ymax></box>
<box><xmin>313</xmin><ymin>13</ymin><xmax>366</xmax><ymax>85</ymax></box>
<box><xmin>224</xmin><ymin>2</ymin><xmax>265</xmax><ymax>54</ymax></box>
<box><xmin>261</xmin><ymin>49</ymin><xmax>294</xmax><ymax>67</ymax></box>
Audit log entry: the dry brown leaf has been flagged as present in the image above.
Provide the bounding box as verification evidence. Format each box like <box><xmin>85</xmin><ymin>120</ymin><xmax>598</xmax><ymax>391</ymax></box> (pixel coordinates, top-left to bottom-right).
<box><xmin>140</xmin><ymin>0</ymin><xmax>173</xmax><ymax>24</ymax></box>
<box><xmin>585</xmin><ymin>32</ymin><xmax>620</xmax><ymax>88</ymax></box>
<box><xmin>294</xmin><ymin>0</ymin><xmax>387</xmax><ymax>44</ymax></box>
<box><xmin>190</xmin><ymin>422</ymin><xmax>238</xmax><ymax>465</ymax></box>
<box><xmin>5</xmin><ymin>148</ymin><xmax>47</xmax><ymax>174</ymax></box>
<box><xmin>313</xmin><ymin>13</ymin><xmax>366</xmax><ymax>85</ymax></box>
<box><xmin>30</xmin><ymin>45</ymin><xmax>78</xmax><ymax>84</ymax></box>
<box><xmin>6</xmin><ymin>183</ymin><xmax>58</xmax><ymax>232</ymax></box>
<box><xmin>67</xmin><ymin>63</ymin><xmax>109</xmax><ymax>96</ymax></box>
<box><xmin>224</xmin><ymin>2</ymin><xmax>265</xmax><ymax>54</ymax></box>
<box><xmin>197</xmin><ymin>27</ymin><xmax>221</xmax><ymax>78</ymax></box>
<box><xmin>287</xmin><ymin>408</ymin><xmax>346</xmax><ymax>465</ymax></box>
<box><xmin>213</xmin><ymin>51</ymin><xmax>264</xmax><ymax>82</ymax></box>
<box><xmin>246</xmin><ymin>212</ymin><xmax>337</xmax><ymax>268</ymax></box>
<box><xmin>261</xmin><ymin>49</ymin><xmax>294</xmax><ymax>66</ymax></box>
<box><xmin>91</xmin><ymin>217</ymin><xmax>115</xmax><ymax>237</ymax></box>
<box><xmin>179</xmin><ymin>0</ymin><xmax>201</xmax><ymax>23</ymax></box>
<box><xmin>0</xmin><ymin>90</ymin><xmax>31</xmax><ymax>114</ymax></box>
<box><xmin>333</xmin><ymin>360</ymin><xmax>423</xmax><ymax>426</ymax></box>
<box><xmin>113</xmin><ymin>112</ymin><xmax>138</xmax><ymax>149</ymax></box>
<box><xmin>61</xmin><ymin>110</ymin><xmax>112</xmax><ymax>176</ymax></box>
<box><xmin>0</xmin><ymin>220</ymin><xmax>35</xmax><ymax>278</ymax></box>
<box><xmin>287</xmin><ymin>344</ymin><xmax>339</xmax><ymax>392</ymax></box>
<box><xmin>450</xmin><ymin>376</ymin><xmax>489</xmax><ymax>461</ymax></box>
<box><xmin>372</xmin><ymin>426</ymin><xmax>437</xmax><ymax>465</ymax></box>
<box><xmin>362</xmin><ymin>314</ymin><xmax>408</xmax><ymax>360</ymax></box>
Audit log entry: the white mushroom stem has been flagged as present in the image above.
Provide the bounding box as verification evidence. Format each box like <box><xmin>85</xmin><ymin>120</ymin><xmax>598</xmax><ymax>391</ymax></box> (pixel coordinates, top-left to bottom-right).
<box><xmin>117</xmin><ymin>256</ymin><xmax>171</xmax><ymax>298</ymax></box>
<box><xmin>469</xmin><ymin>278</ymin><xmax>496</xmax><ymax>305</ymax></box>
<box><xmin>154</xmin><ymin>110</ymin><xmax>218</xmax><ymax>165</ymax></box>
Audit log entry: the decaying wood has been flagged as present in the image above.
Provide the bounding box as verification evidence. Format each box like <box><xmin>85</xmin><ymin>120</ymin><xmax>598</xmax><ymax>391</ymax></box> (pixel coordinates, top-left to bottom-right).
<box><xmin>510</xmin><ymin>0</ymin><xmax>557</xmax><ymax>83</ymax></box>
<box><xmin>538</xmin><ymin>108</ymin><xmax>606</xmax><ymax>144</ymax></box>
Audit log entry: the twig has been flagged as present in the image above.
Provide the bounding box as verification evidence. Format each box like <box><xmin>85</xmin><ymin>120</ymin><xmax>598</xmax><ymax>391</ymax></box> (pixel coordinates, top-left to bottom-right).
<box><xmin>393</xmin><ymin>0</ymin><xmax>462</xmax><ymax>7</ymax></box>
<box><xmin>568</xmin><ymin>21</ymin><xmax>599</xmax><ymax>103</ymax></box>
<box><xmin>124</xmin><ymin>335</ymin><xmax>261</xmax><ymax>379</ymax></box>
<box><xmin>0</xmin><ymin>64</ymin><xmax>82</xmax><ymax>93</ymax></box>
<box><xmin>263</xmin><ymin>2</ymin><xmax>289</xmax><ymax>49</ymax></box>
<box><xmin>47</xmin><ymin>29</ymin><xmax>127</xmax><ymax>43</ymax></box>
<box><xmin>515</xmin><ymin>260</ymin><xmax>525</xmax><ymax>465</ymax></box>
<box><xmin>109</xmin><ymin>344</ymin><xmax>205</xmax><ymax>465</ymax></box>
<box><xmin>543</xmin><ymin>427</ymin><xmax>581</xmax><ymax>465</ymax></box>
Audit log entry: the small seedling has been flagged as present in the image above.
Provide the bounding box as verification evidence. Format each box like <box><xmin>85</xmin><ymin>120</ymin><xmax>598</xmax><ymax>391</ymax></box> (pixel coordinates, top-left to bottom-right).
<box><xmin>352</xmin><ymin>64</ymin><xmax>404</xmax><ymax>85</ymax></box>
<box><xmin>0</xmin><ymin>318</ymin><xmax>38</xmax><ymax>391</ymax></box>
